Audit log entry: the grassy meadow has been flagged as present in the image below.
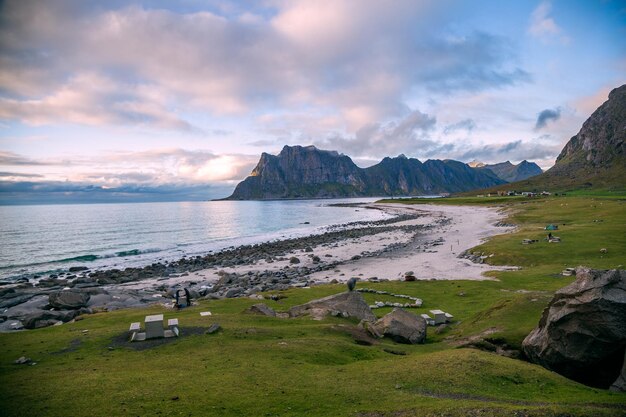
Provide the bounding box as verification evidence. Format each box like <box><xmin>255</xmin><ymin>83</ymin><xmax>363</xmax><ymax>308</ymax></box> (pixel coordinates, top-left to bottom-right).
<box><xmin>0</xmin><ymin>195</ymin><xmax>625</xmax><ymax>416</ymax></box>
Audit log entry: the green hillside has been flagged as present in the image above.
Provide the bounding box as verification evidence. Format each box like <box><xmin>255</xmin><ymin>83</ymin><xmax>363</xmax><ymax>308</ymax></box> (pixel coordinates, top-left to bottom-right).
<box><xmin>1</xmin><ymin>195</ymin><xmax>625</xmax><ymax>416</ymax></box>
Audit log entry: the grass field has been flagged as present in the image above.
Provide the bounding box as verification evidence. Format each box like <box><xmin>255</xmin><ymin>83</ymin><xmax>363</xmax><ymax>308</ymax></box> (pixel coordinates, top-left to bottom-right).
<box><xmin>1</xmin><ymin>196</ymin><xmax>624</xmax><ymax>416</ymax></box>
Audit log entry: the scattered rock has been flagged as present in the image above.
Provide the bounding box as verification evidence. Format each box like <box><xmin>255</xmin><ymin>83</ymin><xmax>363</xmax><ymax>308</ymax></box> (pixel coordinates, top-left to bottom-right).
<box><xmin>359</xmin><ymin>319</ymin><xmax>382</xmax><ymax>338</ymax></box>
<box><xmin>49</xmin><ymin>290</ymin><xmax>90</xmax><ymax>310</ymax></box>
<box><xmin>289</xmin><ymin>257</ymin><xmax>300</xmax><ymax>264</ymax></box>
<box><xmin>370</xmin><ymin>308</ymin><xmax>427</xmax><ymax>344</ymax></box>
<box><xmin>0</xmin><ymin>320</ymin><xmax>24</xmax><ymax>331</ymax></box>
<box><xmin>23</xmin><ymin>310</ymin><xmax>79</xmax><ymax>329</ymax></box>
<box><xmin>2</xmin><ymin>295</ymin><xmax>50</xmax><ymax>321</ymax></box>
<box><xmin>225</xmin><ymin>287</ymin><xmax>243</xmax><ymax>298</ymax></box>
<box><xmin>0</xmin><ymin>293</ymin><xmax>37</xmax><ymax>310</ymax></box>
<box><xmin>68</xmin><ymin>266</ymin><xmax>89</xmax><ymax>272</ymax></box>
<box><xmin>14</xmin><ymin>356</ymin><xmax>33</xmax><ymax>365</ymax></box>
<box><xmin>522</xmin><ymin>267</ymin><xmax>626</xmax><ymax>388</ymax></box>
<box><xmin>289</xmin><ymin>291</ymin><xmax>376</xmax><ymax>322</ymax></box>
<box><xmin>246</xmin><ymin>303</ymin><xmax>277</xmax><ymax>317</ymax></box>
<box><xmin>205</xmin><ymin>323</ymin><xmax>221</xmax><ymax>334</ymax></box>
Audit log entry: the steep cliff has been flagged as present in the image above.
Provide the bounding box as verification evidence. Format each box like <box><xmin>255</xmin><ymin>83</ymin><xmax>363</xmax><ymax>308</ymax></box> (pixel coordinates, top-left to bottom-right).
<box><xmin>228</xmin><ymin>146</ymin><xmax>367</xmax><ymax>199</ymax></box>
<box><xmin>548</xmin><ymin>84</ymin><xmax>626</xmax><ymax>182</ymax></box>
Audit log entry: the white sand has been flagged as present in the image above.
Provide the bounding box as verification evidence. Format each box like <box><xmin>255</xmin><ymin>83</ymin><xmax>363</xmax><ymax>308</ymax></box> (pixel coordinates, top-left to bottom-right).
<box><xmin>305</xmin><ymin>203</ymin><xmax>517</xmax><ymax>282</ymax></box>
<box><xmin>117</xmin><ymin>202</ymin><xmax>517</xmax><ymax>291</ymax></box>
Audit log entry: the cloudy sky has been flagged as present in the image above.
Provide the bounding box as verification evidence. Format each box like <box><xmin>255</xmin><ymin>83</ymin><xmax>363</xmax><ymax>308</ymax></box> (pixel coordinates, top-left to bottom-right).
<box><xmin>0</xmin><ymin>0</ymin><xmax>624</xmax><ymax>203</ymax></box>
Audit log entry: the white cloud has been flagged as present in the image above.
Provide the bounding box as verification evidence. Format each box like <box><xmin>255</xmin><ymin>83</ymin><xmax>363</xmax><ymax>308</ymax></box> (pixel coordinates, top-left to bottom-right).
<box><xmin>0</xmin><ymin>72</ymin><xmax>198</xmax><ymax>131</ymax></box>
<box><xmin>528</xmin><ymin>2</ymin><xmax>570</xmax><ymax>44</ymax></box>
<box><xmin>0</xmin><ymin>1</ymin><xmax>529</xmax><ymax>135</ymax></box>
<box><xmin>316</xmin><ymin>109</ymin><xmax>437</xmax><ymax>158</ymax></box>
<box><xmin>0</xmin><ymin>148</ymin><xmax>258</xmax><ymax>185</ymax></box>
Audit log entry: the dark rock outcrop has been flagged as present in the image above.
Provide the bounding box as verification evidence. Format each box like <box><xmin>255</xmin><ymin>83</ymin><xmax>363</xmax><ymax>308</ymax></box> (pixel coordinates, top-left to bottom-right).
<box><xmin>371</xmin><ymin>308</ymin><xmax>427</xmax><ymax>344</ymax></box>
<box><xmin>1</xmin><ymin>295</ymin><xmax>49</xmax><ymax>321</ymax></box>
<box><xmin>23</xmin><ymin>310</ymin><xmax>79</xmax><ymax>329</ymax></box>
<box><xmin>49</xmin><ymin>290</ymin><xmax>90</xmax><ymax>310</ymax></box>
<box><xmin>226</xmin><ymin>145</ymin><xmax>506</xmax><ymax>199</ymax></box>
<box><xmin>522</xmin><ymin>267</ymin><xmax>626</xmax><ymax>388</ymax></box>
<box><xmin>288</xmin><ymin>291</ymin><xmax>376</xmax><ymax>321</ymax></box>
<box><xmin>556</xmin><ymin>85</ymin><xmax>626</xmax><ymax>169</ymax></box>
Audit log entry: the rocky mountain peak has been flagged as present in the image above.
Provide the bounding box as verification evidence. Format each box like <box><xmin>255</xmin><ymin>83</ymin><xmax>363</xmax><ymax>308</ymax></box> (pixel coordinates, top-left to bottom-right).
<box><xmin>555</xmin><ymin>84</ymin><xmax>625</xmax><ymax>168</ymax></box>
<box><xmin>473</xmin><ymin>160</ymin><xmax>543</xmax><ymax>183</ymax></box>
<box><xmin>468</xmin><ymin>160</ymin><xmax>486</xmax><ymax>168</ymax></box>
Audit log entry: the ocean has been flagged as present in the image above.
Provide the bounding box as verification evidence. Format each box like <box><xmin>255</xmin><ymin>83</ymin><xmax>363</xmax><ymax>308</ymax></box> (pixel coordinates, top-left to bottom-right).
<box><xmin>0</xmin><ymin>198</ymin><xmax>391</xmax><ymax>281</ymax></box>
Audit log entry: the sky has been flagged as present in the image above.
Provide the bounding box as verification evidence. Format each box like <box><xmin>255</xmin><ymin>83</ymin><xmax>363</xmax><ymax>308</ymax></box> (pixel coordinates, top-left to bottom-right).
<box><xmin>0</xmin><ymin>0</ymin><xmax>625</xmax><ymax>203</ymax></box>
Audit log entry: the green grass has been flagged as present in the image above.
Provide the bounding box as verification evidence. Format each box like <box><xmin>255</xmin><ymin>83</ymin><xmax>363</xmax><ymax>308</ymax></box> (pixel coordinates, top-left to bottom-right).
<box><xmin>1</xmin><ymin>196</ymin><xmax>625</xmax><ymax>416</ymax></box>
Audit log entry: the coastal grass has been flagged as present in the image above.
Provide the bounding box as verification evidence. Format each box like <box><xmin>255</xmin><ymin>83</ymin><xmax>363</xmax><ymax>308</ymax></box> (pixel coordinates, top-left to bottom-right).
<box><xmin>1</xmin><ymin>196</ymin><xmax>625</xmax><ymax>416</ymax></box>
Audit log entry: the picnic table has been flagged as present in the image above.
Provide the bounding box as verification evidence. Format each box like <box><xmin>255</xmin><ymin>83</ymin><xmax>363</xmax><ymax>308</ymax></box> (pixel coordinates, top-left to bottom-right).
<box><xmin>129</xmin><ymin>314</ymin><xmax>179</xmax><ymax>342</ymax></box>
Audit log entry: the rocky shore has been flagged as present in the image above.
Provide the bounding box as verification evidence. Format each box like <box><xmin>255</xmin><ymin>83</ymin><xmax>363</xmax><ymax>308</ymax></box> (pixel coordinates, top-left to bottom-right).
<box><xmin>0</xmin><ymin>202</ymin><xmax>515</xmax><ymax>332</ymax></box>
<box><xmin>0</xmin><ymin>208</ymin><xmax>432</xmax><ymax>331</ymax></box>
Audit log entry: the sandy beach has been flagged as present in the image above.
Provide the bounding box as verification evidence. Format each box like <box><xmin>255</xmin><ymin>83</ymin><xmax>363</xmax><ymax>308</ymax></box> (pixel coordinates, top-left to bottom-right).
<box><xmin>121</xmin><ymin>202</ymin><xmax>517</xmax><ymax>291</ymax></box>
<box><xmin>0</xmin><ymin>201</ymin><xmax>518</xmax><ymax>331</ymax></box>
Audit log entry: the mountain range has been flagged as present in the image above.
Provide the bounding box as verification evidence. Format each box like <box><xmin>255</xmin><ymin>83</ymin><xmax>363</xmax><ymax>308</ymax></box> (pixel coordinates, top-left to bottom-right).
<box><xmin>228</xmin><ymin>83</ymin><xmax>625</xmax><ymax>200</ymax></box>
<box><xmin>469</xmin><ymin>160</ymin><xmax>543</xmax><ymax>182</ymax></box>
<box><xmin>226</xmin><ymin>147</ymin><xmax>540</xmax><ymax>200</ymax></box>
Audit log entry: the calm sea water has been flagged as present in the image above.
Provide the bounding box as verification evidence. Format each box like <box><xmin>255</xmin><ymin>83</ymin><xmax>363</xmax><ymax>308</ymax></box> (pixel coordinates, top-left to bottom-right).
<box><xmin>0</xmin><ymin>198</ymin><xmax>390</xmax><ymax>281</ymax></box>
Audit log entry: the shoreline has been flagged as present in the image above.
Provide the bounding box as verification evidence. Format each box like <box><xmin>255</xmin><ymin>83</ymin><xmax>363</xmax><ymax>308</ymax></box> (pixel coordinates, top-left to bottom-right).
<box><xmin>0</xmin><ymin>202</ymin><xmax>517</xmax><ymax>331</ymax></box>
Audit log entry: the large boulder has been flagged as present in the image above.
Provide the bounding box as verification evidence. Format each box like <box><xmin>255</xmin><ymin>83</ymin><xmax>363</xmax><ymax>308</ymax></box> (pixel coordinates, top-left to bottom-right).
<box><xmin>289</xmin><ymin>291</ymin><xmax>376</xmax><ymax>321</ymax></box>
<box><xmin>2</xmin><ymin>295</ymin><xmax>50</xmax><ymax>321</ymax></box>
<box><xmin>23</xmin><ymin>310</ymin><xmax>78</xmax><ymax>329</ymax></box>
<box><xmin>49</xmin><ymin>290</ymin><xmax>90</xmax><ymax>310</ymax></box>
<box><xmin>522</xmin><ymin>267</ymin><xmax>626</xmax><ymax>388</ymax></box>
<box><xmin>371</xmin><ymin>308</ymin><xmax>427</xmax><ymax>344</ymax></box>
